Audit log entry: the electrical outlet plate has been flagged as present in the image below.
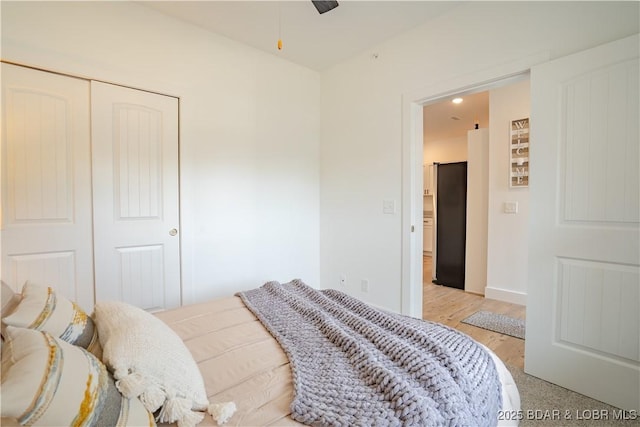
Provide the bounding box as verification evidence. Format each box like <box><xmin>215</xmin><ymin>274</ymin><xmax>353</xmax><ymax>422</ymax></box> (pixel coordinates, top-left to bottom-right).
<box><xmin>340</xmin><ymin>275</ymin><xmax>347</xmax><ymax>286</ymax></box>
<box><xmin>361</xmin><ymin>279</ymin><xmax>369</xmax><ymax>292</ymax></box>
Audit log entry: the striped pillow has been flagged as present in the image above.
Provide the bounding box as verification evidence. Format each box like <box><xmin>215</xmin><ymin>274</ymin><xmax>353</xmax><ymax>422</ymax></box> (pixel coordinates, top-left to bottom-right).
<box><xmin>0</xmin><ymin>326</ymin><xmax>155</xmax><ymax>427</ymax></box>
<box><xmin>1</xmin><ymin>282</ymin><xmax>101</xmax><ymax>358</ymax></box>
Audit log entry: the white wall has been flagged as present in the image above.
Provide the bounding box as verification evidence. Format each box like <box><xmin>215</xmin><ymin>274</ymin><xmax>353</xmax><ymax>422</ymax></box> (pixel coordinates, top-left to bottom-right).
<box><xmin>320</xmin><ymin>1</ymin><xmax>639</xmax><ymax>312</ymax></box>
<box><xmin>1</xmin><ymin>2</ymin><xmax>321</xmax><ymax>304</ymax></box>
<box><xmin>423</xmin><ymin>135</ymin><xmax>467</xmax><ymax>165</ymax></box>
<box><xmin>466</xmin><ymin>129</ymin><xmax>490</xmax><ymax>296</ymax></box>
<box><xmin>486</xmin><ymin>80</ymin><xmax>531</xmax><ymax>305</ymax></box>
<box><xmin>4</xmin><ymin>1</ymin><xmax>637</xmax><ymax>314</ymax></box>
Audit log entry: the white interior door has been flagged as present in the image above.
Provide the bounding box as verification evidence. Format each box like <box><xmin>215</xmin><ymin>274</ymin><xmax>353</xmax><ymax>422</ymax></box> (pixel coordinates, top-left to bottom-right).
<box><xmin>1</xmin><ymin>63</ymin><xmax>94</xmax><ymax>310</ymax></box>
<box><xmin>526</xmin><ymin>34</ymin><xmax>639</xmax><ymax>411</ymax></box>
<box><xmin>91</xmin><ymin>81</ymin><xmax>181</xmax><ymax>311</ymax></box>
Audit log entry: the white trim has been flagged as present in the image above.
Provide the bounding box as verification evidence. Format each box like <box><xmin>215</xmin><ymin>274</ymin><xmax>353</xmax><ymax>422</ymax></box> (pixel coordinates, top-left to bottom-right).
<box><xmin>485</xmin><ymin>286</ymin><xmax>527</xmax><ymax>306</ymax></box>
<box><xmin>400</xmin><ymin>52</ymin><xmax>550</xmax><ymax>318</ymax></box>
<box><xmin>400</xmin><ymin>99</ymin><xmax>424</xmax><ymax>318</ymax></box>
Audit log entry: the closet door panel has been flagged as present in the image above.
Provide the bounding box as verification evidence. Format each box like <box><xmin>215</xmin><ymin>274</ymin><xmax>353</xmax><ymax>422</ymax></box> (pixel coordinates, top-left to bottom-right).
<box><xmin>91</xmin><ymin>81</ymin><xmax>180</xmax><ymax>311</ymax></box>
<box><xmin>1</xmin><ymin>63</ymin><xmax>94</xmax><ymax>309</ymax></box>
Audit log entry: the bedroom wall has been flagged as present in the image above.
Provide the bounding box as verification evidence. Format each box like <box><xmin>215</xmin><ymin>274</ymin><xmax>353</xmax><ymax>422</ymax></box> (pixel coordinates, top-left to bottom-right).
<box><xmin>486</xmin><ymin>80</ymin><xmax>531</xmax><ymax>305</ymax></box>
<box><xmin>1</xmin><ymin>1</ymin><xmax>321</xmax><ymax>304</ymax></box>
<box><xmin>320</xmin><ymin>2</ymin><xmax>639</xmax><ymax>312</ymax></box>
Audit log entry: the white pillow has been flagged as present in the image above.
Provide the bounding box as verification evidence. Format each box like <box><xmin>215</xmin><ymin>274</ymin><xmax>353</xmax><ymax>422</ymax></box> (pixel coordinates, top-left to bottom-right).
<box><xmin>94</xmin><ymin>301</ymin><xmax>236</xmax><ymax>427</ymax></box>
<box><xmin>1</xmin><ymin>326</ymin><xmax>154</xmax><ymax>426</ymax></box>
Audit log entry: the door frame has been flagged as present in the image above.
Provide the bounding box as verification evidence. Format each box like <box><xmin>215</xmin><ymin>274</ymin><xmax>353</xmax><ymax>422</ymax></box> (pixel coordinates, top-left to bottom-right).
<box><xmin>400</xmin><ymin>53</ymin><xmax>548</xmax><ymax>318</ymax></box>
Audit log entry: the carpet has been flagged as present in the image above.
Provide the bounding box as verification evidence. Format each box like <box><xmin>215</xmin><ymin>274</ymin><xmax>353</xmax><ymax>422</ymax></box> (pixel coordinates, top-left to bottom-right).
<box><xmin>461</xmin><ymin>310</ymin><xmax>525</xmax><ymax>339</ymax></box>
<box><xmin>507</xmin><ymin>365</ymin><xmax>639</xmax><ymax>426</ymax></box>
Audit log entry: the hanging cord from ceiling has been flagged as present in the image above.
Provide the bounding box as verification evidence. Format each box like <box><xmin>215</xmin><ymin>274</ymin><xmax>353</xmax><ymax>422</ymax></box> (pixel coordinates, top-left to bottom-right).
<box><xmin>277</xmin><ymin>2</ymin><xmax>283</xmax><ymax>50</ymax></box>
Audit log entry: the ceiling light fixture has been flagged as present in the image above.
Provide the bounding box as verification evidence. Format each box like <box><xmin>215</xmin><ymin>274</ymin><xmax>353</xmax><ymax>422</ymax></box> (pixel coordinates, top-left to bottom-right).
<box><xmin>452</xmin><ymin>98</ymin><xmax>463</xmax><ymax>104</ymax></box>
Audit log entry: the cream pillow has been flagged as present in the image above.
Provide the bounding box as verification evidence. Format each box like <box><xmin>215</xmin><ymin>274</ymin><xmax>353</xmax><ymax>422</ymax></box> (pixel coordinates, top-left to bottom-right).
<box><xmin>1</xmin><ymin>282</ymin><xmax>102</xmax><ymax>358</ymax></box>
<box><xmin>1</xmin><ymin>326</ymin><xmax>155</xmax><ymax>426</ymax></box>
<box><xmin>1</xmin><ymin>281</ymin><xmax>20</xmax><ymax>319</ymax></box>
<box><xmin>94</xmin><ymin>301</ymin><xmax>236</xmax><ymax>427</ymax></box>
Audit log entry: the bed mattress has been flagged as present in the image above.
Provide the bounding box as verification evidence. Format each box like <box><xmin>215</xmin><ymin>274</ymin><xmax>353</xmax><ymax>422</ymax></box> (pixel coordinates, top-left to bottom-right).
<box><xmin>155</xmin><ymin>295</ymin><xmax>520</xmax><ymax>426</ymax></box>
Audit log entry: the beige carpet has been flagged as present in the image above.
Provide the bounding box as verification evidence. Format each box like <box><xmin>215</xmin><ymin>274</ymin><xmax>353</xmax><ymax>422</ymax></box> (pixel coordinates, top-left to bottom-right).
<box><xmin>507</xmin><ymin>365</ymin><xmax>638</xmax><ymax>426</ymax></box>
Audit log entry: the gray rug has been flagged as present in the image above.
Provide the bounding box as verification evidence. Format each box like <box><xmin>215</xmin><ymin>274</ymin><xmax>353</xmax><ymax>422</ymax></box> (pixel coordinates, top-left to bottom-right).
<box><xmin>461</xmin><ymin>311</ymin><xmax>525</xmax><ymax>339</ymax></box>
<box><xmin>507</xmin><ymin>365</ymin><xmax>639</xmax><ymax>426</ymax></box>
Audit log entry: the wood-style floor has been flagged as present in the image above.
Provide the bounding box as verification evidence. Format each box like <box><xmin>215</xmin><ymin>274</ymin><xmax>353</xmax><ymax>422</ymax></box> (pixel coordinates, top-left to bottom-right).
<box><xmin>422</xmin><ymin>255</ymin><xmax>526</xmax><ymax>370</ymax></box>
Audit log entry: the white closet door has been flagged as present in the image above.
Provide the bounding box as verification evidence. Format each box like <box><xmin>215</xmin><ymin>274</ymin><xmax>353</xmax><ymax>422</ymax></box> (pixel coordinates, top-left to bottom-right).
<box><xmin>526</xmin><ymin>34</ymin><xmax>639</xmax><ymax>411</ymax></box>
<box><xmin>91</xmin><ymin>81</ymin><xmax>181</xmax><ymax>311</ymax></box>
<box><xmin>1</xmin><ymin>63</ymin><xmax>94</xmax><ymax>310</ymax></box>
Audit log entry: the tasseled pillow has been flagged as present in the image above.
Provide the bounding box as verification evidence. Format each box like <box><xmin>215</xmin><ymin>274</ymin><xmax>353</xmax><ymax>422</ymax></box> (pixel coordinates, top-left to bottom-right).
<box><xmin>94</xmin><ymin>301</ymin><xmax>236</xmax><ymax>426</ymax></box>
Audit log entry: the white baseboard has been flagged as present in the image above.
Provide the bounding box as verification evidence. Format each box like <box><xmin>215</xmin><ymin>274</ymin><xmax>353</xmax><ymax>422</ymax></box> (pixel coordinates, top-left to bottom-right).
<box><xmin>484</xmin><ymin>286</ymin><xmax>527</xmax><ymax>306</ymax></box>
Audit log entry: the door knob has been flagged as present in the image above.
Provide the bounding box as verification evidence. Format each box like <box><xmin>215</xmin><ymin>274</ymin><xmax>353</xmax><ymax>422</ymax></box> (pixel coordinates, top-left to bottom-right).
<box><xmin>169</xmin><ymin>228</ymin><xmax>178</xmax><ymax>236</ymax></box>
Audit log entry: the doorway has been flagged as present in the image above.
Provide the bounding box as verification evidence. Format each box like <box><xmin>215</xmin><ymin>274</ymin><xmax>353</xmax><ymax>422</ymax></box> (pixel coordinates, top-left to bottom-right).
<box><xmin>400</xmin><ymin>65</ymin><xmax>534</xmax><ymax>318</ymax></box>
<box><xmin>422</xmin><ymin>91</ymin><xmax>489</xmax><ymax>290</ymax></box>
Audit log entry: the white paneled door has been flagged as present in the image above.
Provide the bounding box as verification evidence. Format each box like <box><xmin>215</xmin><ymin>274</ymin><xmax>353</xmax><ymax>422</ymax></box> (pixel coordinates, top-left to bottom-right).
<box><xmin>1</xmin><ymin>63</ymin><xmax>95</xmax><ymax>310</ymax></box>
<box><xmin>526</xmin><ymin>34</ymin><xmax>639</xmax><ymax>411</ymax></box>
<box><xmin>91</xmin><ymin>81</ymin><xmax>180</xmax><ymax>311</ymax></box>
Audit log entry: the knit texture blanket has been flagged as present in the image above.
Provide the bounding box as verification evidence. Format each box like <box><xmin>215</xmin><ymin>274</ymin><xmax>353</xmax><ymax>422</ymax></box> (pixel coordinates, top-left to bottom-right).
<box><xmin>237</xmin><ymin>280</ymin><xmax>502</xmax><ymax>427</ymax></box>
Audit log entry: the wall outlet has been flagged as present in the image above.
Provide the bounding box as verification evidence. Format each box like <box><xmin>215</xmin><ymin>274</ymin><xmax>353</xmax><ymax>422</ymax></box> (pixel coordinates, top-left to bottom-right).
<box><xmin>361</xmin><ymin>279</ymin><xmax>369</xmax><ymax>292</ymax></box>
<box><xmin>340</xmin><ymin>275</ymin><xmax>347</xmax><ymax>287</ymax></box>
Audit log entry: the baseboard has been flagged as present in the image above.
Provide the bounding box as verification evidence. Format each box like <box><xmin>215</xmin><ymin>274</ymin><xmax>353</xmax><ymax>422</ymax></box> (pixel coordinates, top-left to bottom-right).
<box><xmin>484</xmin><ymin>286</ymin><xmax>527</xmax><ymax>306</ymax></box>
<box><xmin>465</xmin><ymin>290</ymin><xmax>484</xmax><ymax>297</ymax></box>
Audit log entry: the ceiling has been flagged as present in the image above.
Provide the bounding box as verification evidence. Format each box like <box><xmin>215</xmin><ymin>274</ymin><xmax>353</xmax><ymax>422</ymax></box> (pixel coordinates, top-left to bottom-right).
<box><xmin>141</xmin><ymin>1</ymin><xmax>485</xmax><ymax>141</ymax></box>
<box><xmin>423</xmin><ymin>91</ymin><xmax>489</xmax><ymax>143</ymax></box>
<box><xmin>140</xmin><ymin>1</ymin><xmax>462</xmax><ymax>71</ymax></box>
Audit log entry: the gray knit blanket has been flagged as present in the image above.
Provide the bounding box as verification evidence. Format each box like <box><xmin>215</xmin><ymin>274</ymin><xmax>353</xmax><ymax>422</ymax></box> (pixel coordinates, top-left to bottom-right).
<box><xmin>237</xmin><ymin>280</ymin><xmax>502</xmax><ymax>427</ymax></box>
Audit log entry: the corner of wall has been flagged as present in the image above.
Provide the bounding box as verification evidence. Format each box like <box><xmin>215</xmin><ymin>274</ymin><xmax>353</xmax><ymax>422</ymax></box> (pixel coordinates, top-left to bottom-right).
<box><xmin>485</xmin><ymin>286</ymin><xmax>527</xmax><ymax>306</ymax></box>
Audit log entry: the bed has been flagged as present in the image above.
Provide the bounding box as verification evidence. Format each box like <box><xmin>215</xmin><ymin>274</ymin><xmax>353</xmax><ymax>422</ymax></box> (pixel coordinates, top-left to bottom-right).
<box><xmin>1</xmin><ymin>280</ymin><xmax>520</xmax><ymax>427</ymax></box>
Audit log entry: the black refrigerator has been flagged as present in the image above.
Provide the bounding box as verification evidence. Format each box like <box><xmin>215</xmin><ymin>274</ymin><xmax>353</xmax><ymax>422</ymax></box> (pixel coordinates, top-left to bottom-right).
<box><xmin>432</xmin><ymin>162</ymin><xmax>467</xmax><ymax>290</ymax></box>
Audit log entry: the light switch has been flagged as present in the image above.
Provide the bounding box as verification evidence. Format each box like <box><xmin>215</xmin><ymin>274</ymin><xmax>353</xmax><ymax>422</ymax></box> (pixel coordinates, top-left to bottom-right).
<box><xmin>383</xmin><ymin>200</ymin><xmax>396</xmax><ymax>214</ymax></box>
<box><xmin>504</xmin><ymin>201</ymin><xmax>518</xmax><ymax>214</ymax></box>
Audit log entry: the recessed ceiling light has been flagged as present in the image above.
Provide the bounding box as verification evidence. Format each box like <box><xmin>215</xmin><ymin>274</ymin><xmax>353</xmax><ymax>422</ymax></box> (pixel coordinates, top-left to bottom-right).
<box><xmin>452</xmin><ymin>98</ymin><xmax>463</xmax><ymax>104</ymax></box>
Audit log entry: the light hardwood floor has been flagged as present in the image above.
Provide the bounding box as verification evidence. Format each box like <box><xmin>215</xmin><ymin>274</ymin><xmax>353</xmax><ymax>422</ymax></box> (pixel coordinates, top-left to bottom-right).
<box><xmin>422</xmin><ymin>255</ymin><xmax>526</xmax><ymax>369</ymax></box>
